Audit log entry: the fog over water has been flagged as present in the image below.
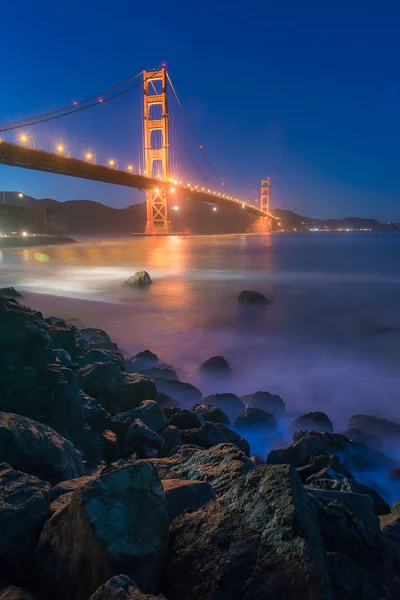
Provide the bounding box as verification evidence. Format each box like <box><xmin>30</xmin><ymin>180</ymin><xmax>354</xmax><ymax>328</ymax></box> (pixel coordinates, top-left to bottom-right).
<box><xmin>2</xmin><ymin>232</ymin><xmax>400</xmax><ymax>498</ymax></box>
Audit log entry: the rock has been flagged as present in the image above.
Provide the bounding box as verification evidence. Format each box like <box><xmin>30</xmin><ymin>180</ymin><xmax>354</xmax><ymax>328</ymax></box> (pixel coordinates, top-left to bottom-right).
<box><xmin>139</xmin><ymin>367</ymin><xmax>178</xmax><ymax>381</ymax></box>
<box><xmin>237</xmin><ymin>289</ymin><xmax>271</xmax><ymax>305</ymax></box>
<box><xmin>348</xmin><ymin>414</ymin><xmax>400</xmax><ymax>443</ymax></box>
<box><xmin>89</xmin><ymin>575</ymin><xmax>167</xmax><ymax>600</ymax></box>
<box><xmin>155</xmin><ymin>379</ymin><xmax>202</xmax><ymax>404</ymax></box>
<box><xmin>83</xmin><ymin>397</ymin><xmax>111</xmax><ymax>432</ymax></box>
<box><xmin>125</xmin><ymin>419</ymin><xmax>165</xmax><ymax>457</ymax></box>
<box><xmin>78</xmin><ymin>348</ymin><xmax>126</xmax><ymax>370</ymax></box>
<box><xmin>35</xmin><ymin>462</ymin><xmax>169</xmax><ymax>599</ymax></box>
<box><xmin>234</xmin><ymin>407</ymin><xmax>276</xmax><ymax>430</ymax></box>
<box><xmin>198</xmin><ymin>356</ymin><xmax>230</xmax><ymax>375</ymax></box>
<box><xmin>81</xmin><ymin>327</ymin><xmax>117</xmax><ymax>350</ymax></box>
<box><xmin>162</xmin><ymin>479</ymin><xmax>214</xmax><ymax>521</ymax></box>
<box><xmin>136</xmin><ymin>445</ymin><xmax>202</xmax><ymax>480</ymax></box>
<box><xmin>126</xmin><ymin>350</ymin><xmax>159</xmax><ymax>372</ymax></box>
<box><xmin>380</xmin><ymin>512</ymin><xmax>400</xmax><ymax>576</ymax></box>
<box><xmin>308</xmin><ymin>477</ymin><xmax>391</xmax><ymax>515</ymax></box>
<box><xmin>125</xmin><ymin>271</ymin><xmax>152</xmax><ymax>286</ymax></box>
<box><xmin>111</xmin><ymin>401</ymin><xmax>168</xmax><ymax>438</ymax></box>
<box><xmin>0</xmin><ymin>287</ymin><xmax>22</xmax><ymax>298</ymax></box>
<box><xmin>182</xmin><ymin>422</ymin><xmax>250</xmax><ymax>454</ymax></box>
<box><xmin>0</xmin><ymin>464</ymin><xmax>51</xmax><ymax>585</ymax></box>
<box><xmin>169</xmin><ymin>443</ymin><xmax>254</xmax><ymax>494</ymax></box>
<box><xmin>240</xmin><ymin>390</ymin><xmax>285</xmax><ymax>416</ymax></box>
<box><xmin>155</xmin><ymin>392</ymin><xmax>179</xmax><ymax>409</ymax></box>
<box><xmin>341</xmin><ymin>428</ymin><xmax>383</xmax><ymax>452</ymax></box>
<box><xmin>164</xmin><ymin>407</ymin><xmax>203</xmax><ymax>430</ymax></box>
<box><xmin>192</xmin><ymin>403</ymin><xmax>230</xmax><ymax>424</ymax></box>
<box><xmin>290</xmin><ymin>411</ymin><xmax>334</xmax><ymax>434</ymax></box>
<box><xmin>267</xmin><ymin>431</ymin><xmax>349</xmax><ymax>467</ymax></box>
<box><xmin>101</xmin><ymin>430</ymin><xmax>120</xmax><ymax>462</ymax></box>
<box><xmin>163</xmin><ymin>465</ymin><xmax>331</xmax><ymax>599</ymax></box>
<box><xmin>392</xmin><ymin>501</ymin><xmax>400</xmax><ymax>514</ymax></box>
<box><xmin>0</xmin><ymin>412</ymin><xmax>85</xmax><ymax>484</ymax></box>
<box><xmin>297</xmin><ymin>454</ymin><xmax>354</xmax><ymax>483</ymax></box>
<box><xmin>47</xmin><ymin>325</ymin><xmax>84</xmax><ymax>359</ymax></box>
<box><xmin>160</xmin><ymin>426</ymin><xmax>182</xmax><ymax>455</ymax></box>
<box><xmin>0</xmin><ymin>588</ymin><xmax>39</xmax><ymax>600</ymax></box>
<box><xmin>305</xmin><ymin>467</ymin><xmax>348</xmax><ymax>484</ymax></box>
<box><xmin>202</xmin><ymin>393</ymin><xmax>244</xmax><ymax>420</ymax></box>
<box><xmin>77</xmin><ymin>362</ymin><xmax>157</xmax><ymax>414</ymax></box>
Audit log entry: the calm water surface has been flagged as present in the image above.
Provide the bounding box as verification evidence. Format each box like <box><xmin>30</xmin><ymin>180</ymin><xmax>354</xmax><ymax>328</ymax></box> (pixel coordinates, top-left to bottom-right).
<box><xmin>1</xmin><ymin>232</ymin><xmax>400</xmax><ymax>475</ymax></box>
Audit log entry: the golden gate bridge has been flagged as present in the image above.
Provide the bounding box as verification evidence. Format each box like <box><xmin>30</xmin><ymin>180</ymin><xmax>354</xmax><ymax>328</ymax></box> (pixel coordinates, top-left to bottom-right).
<box><xmin>0</xmin><ymin>67</ymin><xmax>272</xmax><ymax>234</ymax></box>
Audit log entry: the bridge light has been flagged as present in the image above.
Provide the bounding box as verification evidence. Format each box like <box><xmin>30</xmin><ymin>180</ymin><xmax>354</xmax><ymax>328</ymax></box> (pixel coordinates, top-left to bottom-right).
<box><xmin>19</xmin><ymin>134</ymin><xmax>29</xmax><ymax>144</ymax></box>
<box><xmin>170</xmin><ymin>187</ymin><xmax>175</xmax><ymax>192</ymax></box>
<box><xmin>18</xmin><ymin>193</ymin><xmax>23</xmax><ymax>198</ymax></box>
<box><xmin>108</xmin><ymin>159</ymin><xmax>115</xmax><ymax>167</ymax></box>
<box><xmin>155</xmin><ymin>188</ymin><xmax>160</xmax><ymax>193</ymax></box>
<box><xmin>22</xmin><ymin>231</ymin><xmax>28</xmax><ymax>237</ymax></box>
<box><xmin>99</xmin><ymin>98</ymin><xmax>103</xmax><ymax>103</ymax></box>
<box><xmin>86</xmin><ymin>152</ymin><xmax>92</xmax><ymax>160</ymax></box>
<box><xmin>127</xmin><ymin>165</ymin><xmax>133</xmax><ymax>171</ymax></box>
<box><xmin>199</xmin><ymin>145</ymin><xmax>203</xmax><ymax>149</ymax></box>
<box><xmin>201</xmin><ymin>187</ymin><xmax>205</xmax><ymax>191</ymax></box>
<box><xmin>174</xmin><ymin>180</ymin><xmax>177</xmax><ymax>184</ymax></box>
<box><xmin>242</xmin><ymin>203</ymin><xmax>245</xmax><ymax>209</ymax></box>
<box><xmin>57</xmin><ymin>144</ymin><xmax>65</xmax><ymax>154</ymax></box>
<box><xmin>222</xmin><ymin>182</ymin><xmax>225</xmax><ymax>186</ymax></box>
<box><xmin>172</xmin><ymin>205</ymin><xmax>179</xmax><ymax>211</ymax></box>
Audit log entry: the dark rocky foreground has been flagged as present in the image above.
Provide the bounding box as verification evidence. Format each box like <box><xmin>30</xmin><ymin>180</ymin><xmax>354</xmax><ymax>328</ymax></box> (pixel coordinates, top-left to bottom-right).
<box><xmin>1</xmin><ymin>295</ymin><xmax>400</xmax><ymax>599</ymax></box>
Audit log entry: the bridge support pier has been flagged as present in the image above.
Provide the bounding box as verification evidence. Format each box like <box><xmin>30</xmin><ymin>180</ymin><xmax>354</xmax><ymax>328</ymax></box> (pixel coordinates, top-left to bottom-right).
<box><xmin>145</xmin><ymin>188</ymin><xmax>172</xmax><ymax>234</ymax></box>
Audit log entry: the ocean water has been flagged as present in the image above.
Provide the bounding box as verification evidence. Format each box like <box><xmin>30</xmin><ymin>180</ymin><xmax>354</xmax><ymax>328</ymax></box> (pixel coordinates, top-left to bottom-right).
<box><xmin>1</xmin><ymin>232</ymin><xmax>400</xmax><ymax>498</ymax></box>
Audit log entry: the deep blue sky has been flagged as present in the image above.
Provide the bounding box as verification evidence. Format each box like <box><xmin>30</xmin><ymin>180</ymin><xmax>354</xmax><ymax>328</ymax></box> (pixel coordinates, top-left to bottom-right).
<box><xmin>1</xmin><ymin>0</ymin><xmax>399</xmax><ymax>219</ymax></box>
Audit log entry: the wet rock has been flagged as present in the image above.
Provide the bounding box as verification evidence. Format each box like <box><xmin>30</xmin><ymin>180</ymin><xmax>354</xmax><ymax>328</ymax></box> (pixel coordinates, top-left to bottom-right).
<box><xmin>0</xmin><ymin>464</ymin><xmax>51</xmax><ymax>585</ymax></box>
<box><xmin>308</xmin><ymin>477</ymin><xmax>391</xmax><ymax>515</ymax></box>
<box><xmin>348</xmin><ymin>414</ymin><xmax>400</xmax><ymax>442</ymax></box>
<box><xmin>198</xmin><ymin>355</ymin><xmax>230</xmax><ymax>375</ymax></box>
<box><xmin>78</xmin><ymin>348</ymin><xmax>126</xmax><ymax>370</ymax></box>
<box><xmin>341</xmin><ymin>427</ymin><xmax>383</xmax><ymax>452</ymax></box>
<box><xmin>380</xmin><ymin>512</ymin><xmax>400</xmax><ymax>575</ymax></box>
<box><xmin>83</xmin><ymin>397</ymin><xmax>111</xmax><ymax>432</ymax></box>
<box><xmin>297</xmin><ymin>454</ymin><xmax>354</xmax><ymax>483</ymax></box>
<box><xmin>136</xmin><ymin>445</ymin><xmax>202</xmax><ymax>480</ymax></box>
<box><xmin>182</xmin><ymin>422</ymin><xmax>250</xmax><ymax>454</ymax></box>
<box><xmin>163</xmin><ymin>465</ymin><xmax>330</xmax><ymax>600</ymax></box>
<box><xmin>240</xmin><ymin>390</ymin><xmax>285</xmax><ymax>416</ymax></box>
<box><xmin>237</xmin><ymin>289</ymin><xmax>271</xmax><ymax>305</ymax></box>
<box><xmin>51</xmin><ymin>476</ymin><xmax>95</xmax><ymax>501</ymax></box>
<box><xmin>0</xmin><ymin>587</ymin><xmax>39</xmax><ymax>600</ymax></box>
<box><xmin>155</xmin><ymin>392</ymin><xmax>179</xmax><ymax>409</ymax></box>
<box><xmin>101</xmin><ymin>430</ymin><xmax>120</xmax><ymax>462</ymax></box>
<box><xmin>47</xmin><ymin>325</ymin><xmax>84</xmax><ymax>359</ymax></box>
<box><xmin>164</xmin><ymin>407</ymin><xmax>202</xmax><ymax>430</ymax></box>
<box><xmin>35</xmin><ymin>462</ymin><xmax>169</xmax><ymax>600</ymax></box>
<box><xmin>305</xmin><ymin>467</ymin><xmax>348</xmax><ymax>484</ymax></box>
<box><xmin>77</xmin><ymin>362</ymin><xmax>157</xmax><ymax>414</ymax></box>
<box><xmin>126</xmin><ymin>350</ymin><xmax>159</xmax><ymax>372</ymax></box>
<box><xmin>392</xmin><ymin>501</ymin><xmax>400</xmax><ymax>514</ymax></box>
<box><xmin>125</xmin><ymin>271</ymin><xmax>152</xmax><ymax>286</ymax></box>
<box><xmin>0</xmin><ymin>412</ymin><xmax>85</xmax><ymax>484</ymax></box>
<box><xmin>125</xmin><ymin>419</ymin><xmax>165</xmax><ymax>457</ymax></box>
<box><xmin>234</xmin><ymin>407</ymin><xmax>276</xmax><ymax>430</ymax></box>
<box><xmin>155</xmin><ymin>379</ymin><xmax>202</xmax><ymax>404</ymax></box>
<box><xmin>160</xmin><ymin>426</ymin><xmax>182</xmax><ymax>455</ymax></box>
<box><xmin>202</xmin><ymin>393</ymin><xmax>244</xmax><ymax>420</ymax></box>
<box><xmin>111</xmin><ymin>401</ymin><xmax>168</xmax><ymax>439</ymax></box>
<box><xmin>81</xmin><ymin>327</ymin><xmax>120</xmax><ymax>353</ymax></box>
<box><xmin>89</xmin><ymin>575</ymin><xmax>167</xmax><ymax>600</ymax></box>
<box><xmin>267</xmin><ymin>431</ymin><xmax>349</xmax><ymax>467</ymax></box>
<box><xmin>169</xmin><ymin>443</ymin><xmax>254</xmax><ymax>494</ymax></box>
<box><xmin>290</xmin><ymin>412</ymin><xmax>334</xmax><ymax>434</ymax></box>
<box><xmin>162</xmin><ymin>479</ymin><xmax>214</xmax><ymax>521</ymax></box>
<box><xmin>0</xmin><ymin>286</ymin><xmax>22</xmax><ymax>298</ymax></box>
<box><xmin>192</xmin><ymin>403</ymin><xmax>230</xmax><ymax>424</ymax></box>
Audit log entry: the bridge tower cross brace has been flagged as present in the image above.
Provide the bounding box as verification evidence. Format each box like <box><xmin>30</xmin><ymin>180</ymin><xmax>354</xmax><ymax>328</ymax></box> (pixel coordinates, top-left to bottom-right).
<box><xmin>143</xmin><ymin>68</ymin><xmax>172</xmax><ymax>234</ymax></box>
<box><xmin>260</xmin><ymin>177</ymin><xmax>270</xmax><ymax>214</ymax></box>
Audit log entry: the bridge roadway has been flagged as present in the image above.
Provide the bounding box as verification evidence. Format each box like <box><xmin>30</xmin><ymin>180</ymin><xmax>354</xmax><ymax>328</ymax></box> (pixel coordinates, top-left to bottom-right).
<box><xmin>0</xmin><ymin>142</ymin><xmax>268</xmax><ymax>218</ymax></box>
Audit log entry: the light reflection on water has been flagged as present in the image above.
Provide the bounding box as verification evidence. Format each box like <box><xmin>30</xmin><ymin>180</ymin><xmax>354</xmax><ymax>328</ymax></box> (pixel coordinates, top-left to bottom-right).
<box><xmin>2</xmin><ymin>233</ymin><xmax>400</xmax><ymax>483</ymax></box>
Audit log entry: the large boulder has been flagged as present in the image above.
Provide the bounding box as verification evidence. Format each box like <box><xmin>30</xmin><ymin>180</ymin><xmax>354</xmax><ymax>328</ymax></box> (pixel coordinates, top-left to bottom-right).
<box><xmin>341</xmin><ymin>428</ymin><xmax>383</xmax><ymax>452</ymax></box>
<box><xmin>125</xmin><ymin>271</ymin><xmax>152</xmax><ymax>286</ymax></box>
<box><xmin>182</xmin><ymin>422</ymin><xmax>250</xmax><ymax>455</ymax></box>
<box><xmin>77</xmin><ymin>362</ymin><xmax>157</xmax><ymax>414</ymax></box>
<box><xmin>202</xmin><ymin>393</ymin><xmax>244</xmax><ymax>420</ymax></box>
<box><xmin>0</xmin><ymin>412</ymin><xmax>85</xmax><ymax>484</ymax></box>
<box><xmin>162</xmin><ymin>479</ymin><xmax>214</xmax><ymax>521</ymax></box>
<box><xmin>290</xmin><ymin>412</ymin><xmax>334</xmax><ymax>434</ymax></box>
<box><xmin>348</xmin><ymin>414</ymin><xmax>400</xmax><ymax>443</ymax></box>
<box><xmin>160</xmin><ymin>426</ymin><xmax>182</xmax><ymax>455</ymax></box>
<box><xmin>237</xmin><ymin>290</ymin><xmax>271</xmax><ymax>305</ymax></box>
<box><xmin>135</xmin><ymin>445</ymin><xmax>202</xmax><ymax>480</ymax></box>
<box><xmin>162</xmin><ymin>465</ymin><xmax>331</xmax><ymax>599</ymax></box>
<box><xmin>78</xmin><ymin>348</ymin><xmax>126</xmax><ymax>370</ymax></box>
<box><xmin>80</xmin><ymin>327</ymin><xmax>119</xmax><ymax>352</ymax></box>
<box><xmin>198</xmin><ymin>356</ymin><xmax>230</xmax><ymax>375</ymax></box>
<box><xmin>126</xmin><ymin>350</ymin><xmax>159</xmax><ymax>373</ymax></box>
<box><xmin>125</xmin><ymin>419</ymin><xmax>166</xmax><ymax>457</ymax></box>
<box><xmin>234</xmin><ymin>407</ymin><xmax>276</xmax><ymax>430</ymax></box>
<box><xmin>308</xmin><ymin>477</ymin><xmax>391</xmax><ymax>515</ymax></box>
<box><xmin>111</xmin><ymin>401</ymin><xmax>168</xmax><ymax>437</ymax></box>
<box><xmin>169</xmin><ymin>443</ymin><xmax>254</xmax><ymax>494</ymax></box>
<box><xmin>35</xmin><ymin>462</ymin><xmax>169</xmax><ymax>600</ymax></box>
<box><xmin>89</xmin><ymin>575</ymin><xmax>166</xmax><ymax>600</ymax></box>
<box><xmin>0</xmin><ymin>286</ymin><xmax>22</xmax><ymax>298</ymax></box>
<box><xmin>163</xmin><ymin>407</ymin><xmax>202</xmax><ymax>430</ymax></box>
<box><xmin>155</xmin><ymin>379</ymin><xmax>202</xmax><ymax>404</ymax></box>
<box><xmin>0</xmin><ymin>464</ymin><xmax>51</xmax><ymax>585</ymax></box>
<box><xmin>192</xmin><ymin>403</ymin><xmax>230</xmax><ymax>424</ymax></box>
<box><xmin>240</xmin><ymin>390</ymin><xmax>285</xmax><ymax>417</ymax></box>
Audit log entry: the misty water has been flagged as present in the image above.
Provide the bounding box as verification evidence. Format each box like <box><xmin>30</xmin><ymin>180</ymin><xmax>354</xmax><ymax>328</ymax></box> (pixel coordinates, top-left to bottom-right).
<box><xmin>2</xmin><ymin>232</ymin><xmax>400</xmax><ymax>501</ymax></box>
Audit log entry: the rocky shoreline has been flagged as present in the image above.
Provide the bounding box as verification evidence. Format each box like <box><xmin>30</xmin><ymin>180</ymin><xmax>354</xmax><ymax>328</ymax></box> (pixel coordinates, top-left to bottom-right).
<box><xmin>1</xmin><ymin>291</ymin><xmax>400</xmax><ymax>599</ymax></box>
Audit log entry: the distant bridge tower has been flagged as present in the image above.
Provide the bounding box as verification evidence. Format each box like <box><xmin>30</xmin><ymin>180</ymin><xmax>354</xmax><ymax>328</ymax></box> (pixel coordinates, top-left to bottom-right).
<box><xmin>143</xmin><ymin>68</ymin><xmax>172</xmax><ymax>234</ymax></box>
<box><xmin>260</xmin><ymin>177</ymin><xmax>270</xmax><ymax>214</ymax></box>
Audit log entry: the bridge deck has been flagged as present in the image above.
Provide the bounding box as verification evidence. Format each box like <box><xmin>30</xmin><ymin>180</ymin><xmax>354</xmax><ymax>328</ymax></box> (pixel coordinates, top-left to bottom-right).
<box><xmin>0</xmin><ymin>142</ymin><xmax>268</xmax><ymax>218</ymax></box>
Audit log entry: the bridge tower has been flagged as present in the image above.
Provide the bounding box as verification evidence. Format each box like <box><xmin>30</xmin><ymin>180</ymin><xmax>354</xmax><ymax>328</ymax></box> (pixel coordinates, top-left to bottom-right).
<box><xmin>260</xmin><ymin>177</ymin><xmax>270</xmax><ymax>214</ymax></box>
<box><xmin>143</xmin><ymin>68</ymin><xmax>172</xmax><ymax>234</ymax></box>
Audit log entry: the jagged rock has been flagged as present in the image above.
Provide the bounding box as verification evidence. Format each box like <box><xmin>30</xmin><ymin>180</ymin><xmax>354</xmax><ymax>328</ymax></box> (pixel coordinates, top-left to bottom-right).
<box><xmin>348</xmin><ymin>414</ymin><xmax>400</xmax><ymax>443</ymax></box>
<box><xmin>392</xmin><ymin>501</ymin><xmax>400</xmax><ymax>514</ymax></box>
<box><xmin>202</xmin><ymin>393</ymin><xmax>244</xmax><ymax>420</ymax></box>
<box><xmin>163</xmin><ymin>465</ymin><xmax>331</xmax><ymax>599</ymax></box>
<box><xmin>0</xmin><ymin>412</ymin><xmax>85</xmax><ymax>484</ymax></box>
<box><xmin>160</xmin><ymin>426</ymin><xmax>182</xmax><ymax>454</ymax></box>
<box><xmin>305</xmin><ymin>467</ymin><xmax>348</xmax><ymax>484</ymax></box>
<box><xmin>169</xmin><ymin>443</ymin><xmax>254</xmax><ymax>494</ymax></box>
<box><xmin>101</xmin><ymin>430</ymin><xmax>120</xmax><ymax>462</ymax></box>
<box><xmin>35</xmin><ymin>463</ymin><xmax>169</xmax><ymax>600</ymax></box>
<box><xmin>155</xmin><ymin>379</ymin><xmax>202</xmax><ymax>404</ymax></box>
<box><xmin>111</xmin><ymin>402</ymin><xmax>168</xmax><ymax>440</ymax></box>
<box><xmin>237</xmin><ymin>289</ymin><xmax>271</xmax><ymax>305</ymax></box>
<box><xmin>51</xmin><ymin>476</ymin><xmax>95</xmax><ymax>501</ymax></box>
<box><xmin>192</xmin><ymin>403</ymin><xmax>230</xmax><ymax>424</ymax></box>
<box><xmin>182</xmin><ymin>422</ymin><xmax>250</xmax><ymax>454</ymax></box>
<box><xmin>47</xmin><ymin>325</ymin><xmax>85</xmax><ymax>359</ymax></box>
<box><xmin>297</xmin><ymin>454</ymin><xmax>354</xmax><ymax>483</ymax></box>
<box><xmin>83</xmin><ymin>397</ymin><xmax>111</xmax><ymax>432</ymax></box>
<box><xmin>164</xmin><ymin>407</ymin><xmax>203</xmax><ymax>430</ymax></box>
<box><xmin>290</xmin><ymin>412</ymin><xmax>334</xmax><ymax>434</ymax></box>
<box><xmin>155</xmin><ymin>392</ymin><xmax>179</xmax><ymax>409</ymax></box>
<box><xmin>125</xmin><ymin>271</ymin><xmax>152</xmax><ymax>286</ymax></box>
<box><xmin>380</xmin><ymin>512</ymin><xmax>400</xmax><ymax>576</ymax></box>
<box><xmin>125</xmin><ymin>419</ymin><xmax>165</xmax><ymax>457</ymax></box>
<box><xmin>126</xmin><ymin>350</ymin><xmax>159</xmax><ymax>372</ymax></box>
<box><xmin>308</xmin><ymin>477</ymin><xmax>391</xmax><ymax>515</ymax></box>
<box><xmin>0</xmin><ymin>587</ymin><xmax>39</xmax><ymax>600</ymax></box>
<box><xmin>134</xmin><ymin>446</ymin><xmax>203</xmax><ymax>481</ymax></box>
<box><xmin>77</xmin><ymin>362</ymin><xmax>156</xmax><ymax>414</ymax></box>
<box><xmin>52</xmin><ymin>348</ymin><xmax>73</xmax><ymax>367</ymax></box>
<box><xmin>234</xmin><ymin>407</ymin><xmax>276</xmax><ymax>430</ymax></box>
<box><xmin>162</xmin><ymin>479</ymin><xmax>214</xmax><ymax>521</ymax></box>
<box><xmin>81</xmin><ymin>327</ymin><xmax>117</xmax><ymax>351</ymax></box>
<box><xmin>139</xmin><ymin>367</ymin><xmax>178</xmax><ymax>381</ymax></box>
<box><xmin>0</xmin><ymin>286</ymin><xmax>22</xmax><ymax>298</ymax></box>
<box><xmin>89</xmin><ymin>575</ymin><xmax>167</xmax><ymax>599</ymax></box>
<box><xmin>0</xmin><ymin>464</ymin><xmax>51</xmax><ymax>586</ymax></box>
<box><xmin>78</xmin><ymin>348</ymin><xmax>126</xmax><ymax>370</ymax></box>
<box><xmin>341</xmin><ymin>428</ymin><xmax>383</xmax><ymax>452</ymax></box>
<box><xmin>240</xmin><ymin>390</ymin><xmax>285</xmax><ymax>416</ymax></box>
<box><xmin>198</xmin><ymin>356</ymin><xmax>230</xmax><ymax>375</ymax></box>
